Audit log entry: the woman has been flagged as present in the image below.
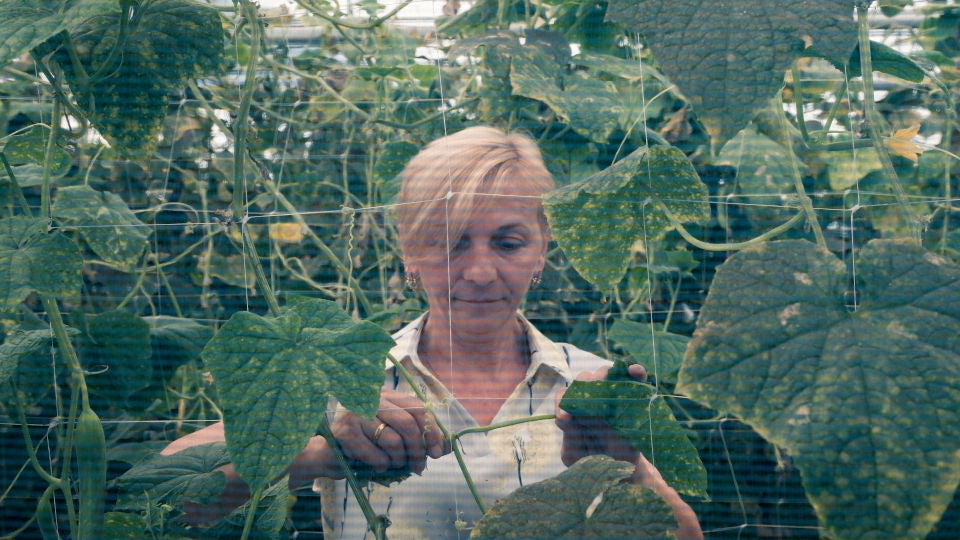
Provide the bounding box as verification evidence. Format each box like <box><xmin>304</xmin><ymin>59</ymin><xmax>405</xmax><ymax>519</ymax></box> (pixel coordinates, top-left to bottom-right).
<box><xmin>164</xmin><ymin>126</ymin><xmax>701</xmax><ymax>538</ymax></box>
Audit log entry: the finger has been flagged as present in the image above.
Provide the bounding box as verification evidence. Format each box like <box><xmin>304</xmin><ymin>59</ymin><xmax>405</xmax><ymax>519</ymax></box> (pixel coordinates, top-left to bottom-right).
<box><xmin>338</xmin><ymin>419</ymin><xmax>391</xmax><ymax>472</ymax></box>
<box><xmin>422</xmin><ymin>413</ymin><xmax>448</xmax><ymax>459</ymax></box>
<box><xmin>369</xmin><ymin>423</ymin><xmax>413</xmax><ymax>471</ymax></box>
<box><xmin>627</xmin><ymin>363</ymin><xmax>648</xmax><ymax>382</ymax></box>
<box><xmin>377</xmin><ymin>404</ymin><xmax>428</xmax><ymax>472</ymax></box>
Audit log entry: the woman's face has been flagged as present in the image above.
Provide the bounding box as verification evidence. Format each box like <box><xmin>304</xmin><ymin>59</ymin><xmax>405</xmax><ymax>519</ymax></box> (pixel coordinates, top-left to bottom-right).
<box><xmin>410</xmin><ymin>190</ymin><xmax>548</xmax><ymax>342</ymax></box>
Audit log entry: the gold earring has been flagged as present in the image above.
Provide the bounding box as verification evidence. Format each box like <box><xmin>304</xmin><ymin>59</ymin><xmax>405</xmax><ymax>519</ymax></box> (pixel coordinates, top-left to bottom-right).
<box><xmin>530</xmin><ymin>271</ymin><xmax>542</xmax><ymax>288</ymax></box>
<box><xmin>406</xmin><ymin>272</ymin><xmax>419</xmax><ymax>290</ymax></box>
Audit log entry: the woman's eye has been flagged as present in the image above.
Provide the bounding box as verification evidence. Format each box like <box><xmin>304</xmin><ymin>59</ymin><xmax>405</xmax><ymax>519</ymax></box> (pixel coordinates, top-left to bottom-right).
<box><xmin>451</xmin><ymin>236</ymin><xmax>471</xmax><ymax>253</ymax></box>
<box><xmin>496</xmin><ymin>237</ymin><xmax>526</xmax><ymax>251</ymax></box>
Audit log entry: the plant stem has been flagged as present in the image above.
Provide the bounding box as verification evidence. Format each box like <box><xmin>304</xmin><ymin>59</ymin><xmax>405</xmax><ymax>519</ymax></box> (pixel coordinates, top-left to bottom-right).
<box><xmin>316</xmin><ymin>415</ymin><xmax>387</xmax><ymax>539</ymax></box>
<box><xmin>232</xmin><ymin>0</ymin><xmax>263</xmax><ymax>221</ymax></box>
<box><xmin>454</xmin><ymin>415</ymin><xmax>556</xmax><ymax>437</ymax></box>
<box><xmin>778</xmin><ymin>94</ymin><xmax>826</xmax><ymax>247</ymax></box>
<box><xmin>240</xmin><ymin>223</ymin><xmax>281</xmax><ymax>316</ymax></box>
<box><xmin>385</xmin><ymin>353</ymin><xmax>488</xmax><ymax>513</ymax></box>
<box><xmin>667</xmin><ymin>209</ymin><xmax>805</xmax><ymax>251</ymax></box>
<box><xmin>239</xmin><ymin>488</ymin><xmax>263</xmax><ymax>540</ymax></box>
<box><xmin>855</xmin><ymin>2</ymin><xmax>923</xmax><ymax>243</ymax></box>
<box><xmin>0</xmin><ymin>152</ymin><xmax>33</xmax><ymax>215</ymax></box>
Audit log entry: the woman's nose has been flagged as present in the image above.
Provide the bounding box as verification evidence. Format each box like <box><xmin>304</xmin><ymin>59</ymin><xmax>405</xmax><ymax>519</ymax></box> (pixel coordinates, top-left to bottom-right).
<box><xmin>461</xmin><ymin>246</ymin><xmax>497</xmax><ymax>285</ymax></box>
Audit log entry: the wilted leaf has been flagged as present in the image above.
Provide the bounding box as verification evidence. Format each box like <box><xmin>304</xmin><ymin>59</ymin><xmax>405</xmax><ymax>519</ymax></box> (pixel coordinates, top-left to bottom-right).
<box><xmin>606</xmin><ymin>0</ymin><xmax>857</xmax><ymax>146</ymax></box>
<box><xmin>544</xmin><ymin>145</ymin><xmax>709</xmax><ymax>291</ymax></box>
<box><xmin>0</xmin><ymin>0</ymin><xmax>117</xmax><ymax>67</ymax></box>
<box><xmin>201</xmin><ymin>297</ymin><xmax>393</xmax><ymax>491</ymax></box>
<box><xmin>472</xmin><ymin>455</ymin><xmax>676</xmax><ymax>538</ymax></box>
<box><xmin>52</xmin><ymin>185</ymin><xmax>150</xmax><ymax>268</ymax></box>
<box><xmin>560</xmin><ymin>379</ymin><xmax>706</xmax><ymax>497</ymax></box>
<box><xmin>0</xmin><ymin>216</ymin><xmax>82</xmax><ymax>309</ymax></box>
<box><xmin>678</xmin><ymin>239</ymin><xmax>960</xmax><ymax>539</ymax></box>
<box><xmin>268</xmin><ymin>222</ymin><xmax>304</xmax><ymax>244</ymax></box>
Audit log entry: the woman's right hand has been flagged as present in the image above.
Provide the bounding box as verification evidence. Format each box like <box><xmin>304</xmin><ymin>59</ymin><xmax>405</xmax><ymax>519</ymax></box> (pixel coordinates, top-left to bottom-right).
<box><xmin>328</xmin><ymin>389</ymin><xmax>449</xmax><ymax>476</ymax></box>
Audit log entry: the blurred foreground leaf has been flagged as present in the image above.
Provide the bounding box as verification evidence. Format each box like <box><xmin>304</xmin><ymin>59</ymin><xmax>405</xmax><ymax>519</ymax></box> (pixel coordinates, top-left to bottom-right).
<box><xmin>472</xmin><ymin>455</ymin><xmax>676</xmax><ymax>538</ymax></box>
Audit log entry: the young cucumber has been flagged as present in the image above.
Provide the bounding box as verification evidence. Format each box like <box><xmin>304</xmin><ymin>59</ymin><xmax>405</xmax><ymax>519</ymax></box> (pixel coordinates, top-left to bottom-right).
<box><xmin>75</xmin><ymin>406</ymin><xmax>106</xmax><ymax>539</ymax></box>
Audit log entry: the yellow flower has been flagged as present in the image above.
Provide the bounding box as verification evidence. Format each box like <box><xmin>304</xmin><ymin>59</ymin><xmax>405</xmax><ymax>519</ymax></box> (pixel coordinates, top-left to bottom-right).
<box><xmin>883</xmin><ymin>124</ymin><xmax>923</xmax><ymax>163</ymax></box>
<box><xmin>269</xmin><ymin>222</ymin><xmax>305</xmax><ymax>244</ymax></box>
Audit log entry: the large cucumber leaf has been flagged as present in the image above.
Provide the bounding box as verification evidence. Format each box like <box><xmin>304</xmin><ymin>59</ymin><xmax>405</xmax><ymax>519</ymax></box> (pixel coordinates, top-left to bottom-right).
<box><xmin>201</xmin><ymin>297</ymin><xmax>393</xmax><ymax>492</ymax></box>
<box><xmin>678</xmin><ymin>239</ymin><xmax>960</xmax><ymax>538</ymax></box>
<box><xmin>41</xmin><ymin>0</ymin><xmax>224</xmax><ymax>157</ymax></box>
<box><xmin>606</xmin><ymin>0</ymin><xmax>857</xmax><ymax>146</ymax></box>
<box><xmin>52</xmin><ymin>185</ymin><xmax>151</xmax><ymax>269</ymax></box>
<box><xmin>0</xmin><ymin>0</ymin><xmax>116</xmax><ymax>67</ymax></box>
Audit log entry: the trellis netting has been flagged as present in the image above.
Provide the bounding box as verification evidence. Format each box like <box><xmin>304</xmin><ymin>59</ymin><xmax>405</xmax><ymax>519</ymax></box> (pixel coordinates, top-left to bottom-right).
<box><xmin>1</xmin><ymin>0</ymin><xmax>959</xmax><ymax>538</ymax></box>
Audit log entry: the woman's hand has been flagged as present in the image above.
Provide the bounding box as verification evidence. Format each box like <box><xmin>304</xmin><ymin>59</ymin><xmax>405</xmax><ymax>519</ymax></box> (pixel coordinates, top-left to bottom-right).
<box><xmin>554</xmin><ymin>363</ymin><xmax>647</xmax><ymax>466</ymax></box>
<box><xmin>330</xmin><ymin>389</ymin><xmax>449</xmax><ymax>475</ymax></box>
<box><xmin>556</xmin><ymin>364</ymin><xmax>703</xmax><ymax>539</ymax></box>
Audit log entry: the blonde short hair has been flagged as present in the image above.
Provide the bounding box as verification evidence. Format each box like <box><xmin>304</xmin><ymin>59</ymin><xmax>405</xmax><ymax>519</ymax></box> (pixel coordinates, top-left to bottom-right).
<box><xmin>396</xmin><ymin>126</ymin><xmax>554</xmax><ymax>261</ymax></box>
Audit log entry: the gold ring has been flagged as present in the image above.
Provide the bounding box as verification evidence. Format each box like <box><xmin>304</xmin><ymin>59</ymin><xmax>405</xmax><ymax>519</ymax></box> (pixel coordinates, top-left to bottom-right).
<box><xmin>372</xmin><ymin>423</ymin><xmax>387</xmax><ymax>442</ymax></box>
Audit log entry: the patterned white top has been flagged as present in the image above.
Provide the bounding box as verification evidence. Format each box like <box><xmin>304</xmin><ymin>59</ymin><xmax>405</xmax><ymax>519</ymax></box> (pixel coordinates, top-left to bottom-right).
<box><xmin>316</xmin><ymin>312</ymin><xmax>610</xmax><ymax>539</ymax></box>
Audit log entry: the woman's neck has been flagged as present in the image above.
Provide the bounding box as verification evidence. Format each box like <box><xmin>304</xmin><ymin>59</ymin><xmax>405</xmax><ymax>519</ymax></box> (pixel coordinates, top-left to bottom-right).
<box><xmin>417</xmin><ymin>315</ymin><xmax>531</xmax><ymax>425</ymax></box>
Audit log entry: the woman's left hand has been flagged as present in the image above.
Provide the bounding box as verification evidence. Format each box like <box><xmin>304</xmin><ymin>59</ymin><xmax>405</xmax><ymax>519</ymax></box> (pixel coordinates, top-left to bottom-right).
<box><xmin>556</xmin><ymin>364</ymin><xmax>704</xmax><ymax>540</ymax></box>
<box><xmin>555</xmin><ymin>363</ymin><xmax>647</xmax><ymax>466</ymax></box>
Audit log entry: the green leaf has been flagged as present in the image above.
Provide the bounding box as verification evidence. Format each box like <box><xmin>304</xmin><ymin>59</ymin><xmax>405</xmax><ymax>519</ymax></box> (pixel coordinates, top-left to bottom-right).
<box><xmin>52</xmin><ymin>185</ymin><xmax>150</xmax><ymax>269</ymax></box>
<box><xmin>717</xmin><ymin>124</ymin><xmax>800</xmax><ymax>226</ymax></box>
<box><xmin>210</xmin><ymin>478</ymin><xmax>290</xmax><ymax>540</ymax></box>
<box><xmin>0</xmin><ymin>124</ymin><xmax>72</xmax><ymax>175</ymax></box>
<box><xmin>608</xmin><ymin>319</ymin><xmax>689</xmax><ymax>385</ymax></box>
<box><xmin>822</xmin><ymin>145</ymin><xmax>884</xmax><ymax>191</ymax></box>
<box><xmin>113</xmin><ymin>442</ymin><xmax>230</xmax><ymax>510</ymax></box>
<box><xmin>0</xmin><ymin>216</ymin><xmax>82</xmax><ymax>309</ymax></box>
<box><xmin>78</xmin><ymin>310</ymin><xmax>152</xmax><ymax>404</ymax></box>
<box><xmin>472</xmin><ymin>455</ymin><xmax>676</xmax><ymax>538</ymax></box>
<box><xmin>559</xmin><ymin>379</ymin><xmax>707</xmax><ymax>497</ymax></box>
<box><xmin>543</xmin><ymin>145</ymin><xmax>709</xmax><ymax>291</ymax></box>
<box><xmin>0</xmin><ymin>326</ymin><xmax>79</xmax><ymax>408</ymax></box>
<box><xmin>809</xmin><ymin>40</ymin><xmax>927</xmax><ymax>83</ymax></box>
<box><xmin>201</xmin><ymin>297</ymin><xmax>394</xmax><ymax>491</ymax></box>
<box><xmin>605</xmin><ymin>0</ymin><xmax>857</xmax><ymax>146</ymax></box>
<box><xmin>512</xmin><ymin>54</ymin><xmax>626</xmax><ymax>143</ymax></box>
<box><xmin>52</xmin><ymin>0</ymin><xmax>224</xmax><ymax>157</ymax></box>
<box><xmin>0</xmin><ymin>0</ymin><xmax>117</xmax><ymax>67</ymax></box>
<box><xmin>677</xmin><ymin>239</ymin><xmax>960</xmax><ymax>539</ymax></box>
<box><xmin>146</xmin><ymin>315</ymin><xmax>214</xmax><ymax>371</ymax></box>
